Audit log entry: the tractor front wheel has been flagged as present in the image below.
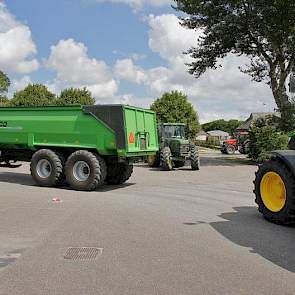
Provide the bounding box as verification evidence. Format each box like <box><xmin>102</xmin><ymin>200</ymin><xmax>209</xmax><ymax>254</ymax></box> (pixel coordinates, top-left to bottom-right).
<box><xmin>190</xmin><ymin>145</ymin><xmax>200</xmax><ymax>171</ymax></box>
<box><xmin>254</xmin><ymin>158</ymin><xmax>295</xmax><ymax>225</ymax></box>
<box><xmin>161</xmin><ymin>147</ymin><xmax>173</xmax><ymax>171</ymax></box>
<box><xmin>226</xmin><ymin>145</ymin><xmax>236</xmax><ymax>155</ymax></box>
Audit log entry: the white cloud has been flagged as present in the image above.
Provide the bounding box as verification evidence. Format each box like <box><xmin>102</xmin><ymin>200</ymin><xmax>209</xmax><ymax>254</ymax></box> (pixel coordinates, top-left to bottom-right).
<box><xmin>46</xmin><ymin>39</ymin><xmax>118</xmax><ymax>100</ymax></box>
<box><xmin>0</xmin><ymin>3</ymin><xmax>39</xmax><ymax>73</ymax></box>
<box><xmin>11</xmin><ymin>75</ymin><xmax>32</xmax><ymax>92</ymax></box>
<box><xmin>114</xmin><ymin>58</ymin><xmax>147</xmax><ymax>84</ymax></box>
<box><xmin>95</xmin><ymin>0</ymin><xmax>171</xmax><ymax>10</ymax></box>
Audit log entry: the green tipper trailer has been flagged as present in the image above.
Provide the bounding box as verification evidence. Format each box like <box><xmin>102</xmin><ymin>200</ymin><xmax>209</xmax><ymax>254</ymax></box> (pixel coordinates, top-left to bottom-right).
<box><xmin>0</xmin><ymin>105</ymin><xmax>158</xmax><ymax>191</ymax></box>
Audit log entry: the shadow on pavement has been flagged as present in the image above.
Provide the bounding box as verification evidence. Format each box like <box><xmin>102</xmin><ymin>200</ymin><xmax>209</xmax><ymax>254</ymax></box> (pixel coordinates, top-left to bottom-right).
<box><xmin>0</xmin><ymin>172</ymin><xmax>136</xmax><ymax>192</ymax></box>
<box><xmin>200</xmin><ymin>156</ymin><xmax>255</xmax><ymax>167</ymax></box>
<box><xmin>210</xmin><ymin>206</ymin><xmax>295</xmax><ymax>273</ymax></box>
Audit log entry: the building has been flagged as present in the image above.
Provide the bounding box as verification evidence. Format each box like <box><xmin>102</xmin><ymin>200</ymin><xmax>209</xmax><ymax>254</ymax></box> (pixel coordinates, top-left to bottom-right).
<box><xmin>207</xmin><ymin>130</ymin><xmax>230</xmax><ymax>142</ymax></box>
<box><xmin>196</xmin><ymin>130</ymin><xmax>208</xmax><ymax>141</ymax></box>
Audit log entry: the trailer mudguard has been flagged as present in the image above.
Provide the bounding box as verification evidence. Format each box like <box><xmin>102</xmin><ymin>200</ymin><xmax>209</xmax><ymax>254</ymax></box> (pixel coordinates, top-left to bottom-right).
<box><xmin>272</xmin><ymin>150</ymin><xmax>295</xmax><ymax>176</ymax></box>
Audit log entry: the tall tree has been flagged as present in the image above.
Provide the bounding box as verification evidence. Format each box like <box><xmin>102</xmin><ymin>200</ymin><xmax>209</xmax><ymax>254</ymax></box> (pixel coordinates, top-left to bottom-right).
<box><xmin>10</xmin><ymin>84</ymin><xmax>56</xmax><ymax>107</ymax></box>
<box><xmin>175</xmin><ymin>0</ymin><xmax>295</xmax><ymax>130</ymax></box>
<box><xmin>0</xmin><ymin>71</ymin><xmax>10</xmax><ymax>106</ymax></box>
<box><xmin>150</xmin><ymin>91</ymin><xmax>200</xmax><ymax>138</ymax></box>
<box><xmin>57</xmin><ymin>87</ymin><xmax>95</xmax><ymax>106</ymax></box>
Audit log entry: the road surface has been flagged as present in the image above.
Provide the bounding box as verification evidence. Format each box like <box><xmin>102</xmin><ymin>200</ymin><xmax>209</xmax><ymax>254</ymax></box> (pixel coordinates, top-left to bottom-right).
<box><xmin>0</xmin><ymin>153</ymin><xmax>294</xmax><ymax>295</ymax></box>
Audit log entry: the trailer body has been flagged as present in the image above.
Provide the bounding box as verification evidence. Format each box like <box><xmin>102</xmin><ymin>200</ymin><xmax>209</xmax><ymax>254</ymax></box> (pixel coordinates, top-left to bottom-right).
<box><xmin>0</xmin><ymin>105</ymin><xmax>159</xmax><ymax>191</ymax></box>
<box><xmin>0</xmin><ymin>105</ymin><xmax>158</xmax><ymax>159</ymax></box>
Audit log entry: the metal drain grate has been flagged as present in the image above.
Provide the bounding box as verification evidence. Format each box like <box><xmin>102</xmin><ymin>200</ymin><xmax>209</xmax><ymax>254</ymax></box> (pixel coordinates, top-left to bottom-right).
<box><xmin>64</xmin><ymin>247</ymin><xmax>103</xmax><ymax>260</ymax></box>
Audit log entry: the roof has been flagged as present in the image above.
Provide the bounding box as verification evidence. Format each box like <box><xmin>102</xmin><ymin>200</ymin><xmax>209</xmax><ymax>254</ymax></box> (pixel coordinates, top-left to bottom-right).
<box><xmin>197</xmin><ymin>130</ymin><xmax>208</xmax><ymax>136</ymax></box>
<box><xmin>237</xmin><ymin>112</ymin><xmax>277</xmax><ymax>130</ymax></box>
<box><xmin>207</xmin><ymin>130</ymin><xmax>229</xmax><ymax>137</ymax></box>
<box><xmin>162</xmin><ymin>123</ymin><xmax>186</xmax><ymax>126</ymax></box>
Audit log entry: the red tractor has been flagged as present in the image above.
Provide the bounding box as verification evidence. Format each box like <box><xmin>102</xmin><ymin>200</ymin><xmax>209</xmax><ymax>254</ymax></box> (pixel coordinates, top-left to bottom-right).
<box><xmin>221</xmin><ymin>131</ymin><xmax>249</xmax><ymax>155</ymax></box>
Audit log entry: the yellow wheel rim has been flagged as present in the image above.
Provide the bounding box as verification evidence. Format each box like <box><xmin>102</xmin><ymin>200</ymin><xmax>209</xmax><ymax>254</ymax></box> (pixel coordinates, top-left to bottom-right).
<box><xmin>260</xmin><ymin>171</ymin><xmax>286</xmax><ymax>212</ymax></box>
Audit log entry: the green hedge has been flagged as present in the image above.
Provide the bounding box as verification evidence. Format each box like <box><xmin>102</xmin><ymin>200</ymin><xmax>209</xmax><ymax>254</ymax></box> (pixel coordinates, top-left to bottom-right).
<box><xmin>248</xmin><ymin>119</ymin><xmax>289</xmax><ymax>163</ymax></box>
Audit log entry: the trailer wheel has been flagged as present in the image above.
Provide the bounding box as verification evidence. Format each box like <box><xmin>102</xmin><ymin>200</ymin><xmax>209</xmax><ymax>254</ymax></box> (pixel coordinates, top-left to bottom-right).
<box><xmin>254</xmin><ymin>158</ymin><xmax>295</xmax><ymax>225</ymax></box>
<box><xmin>30</xmin><ymin>149</ymin><xmax>64</xmax><ymax>187</ymax></box>
<box><xmin>106</xmin><ymin>163</ymin><xmax>134</xmax><ymax>185</ymax></box>
<box><xmin>161</xmin><ymin>147</ymin><xmax>173</xmax><ymax>171</ymax></box>
<box><xmin>190</xmin><ymin>145</ymin><xmax>200</xmax><ymax>171</ymax></box>
<box><xmin>65</xmin><ymin>150</ymin><xmax>106</xmax><ymax>191</ymax></box>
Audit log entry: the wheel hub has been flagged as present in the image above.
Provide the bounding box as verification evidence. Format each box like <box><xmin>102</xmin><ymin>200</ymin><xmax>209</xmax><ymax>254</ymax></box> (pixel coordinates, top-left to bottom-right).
<box><xmin>73</xmin><ymin>161</ymin><xmax>90</xmax><ymax>182</ymax></box>
<box><xmin>36</xmin><ymin>159</ymin><xmax>52</xmax><ymax>179</ymax></box>
<box><xmin>260</xmin><ymin>171</ymin><xmax>286</xmax><ymax>212</ymax></box>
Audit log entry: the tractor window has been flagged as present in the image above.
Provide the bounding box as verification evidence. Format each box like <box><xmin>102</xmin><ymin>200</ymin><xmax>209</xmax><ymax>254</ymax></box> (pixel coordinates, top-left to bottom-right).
<box><xmin>164</xmin><ymin>125</ymin><xmax>186</xmax><ymax>139</ymax></box>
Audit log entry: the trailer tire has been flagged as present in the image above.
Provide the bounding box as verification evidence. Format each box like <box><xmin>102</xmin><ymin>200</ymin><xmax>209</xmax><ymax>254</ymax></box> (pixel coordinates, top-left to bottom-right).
<box><xmin>254</xmin><ymin>158</ymin><xmax>295</xmax><ymax>225</ymax></box>
<box><xmin>190</xmin><ymin>145</ymin><xmax>200</xmax><ymax>171</ymax></box>
<box><xmin>161</xmin><ymin>147</ymin><xmax>173</xmax><ymax>171</ymax></box>
<box><xmin>106</xmin><ymin>163</ymin><xmax>134</xmax><ymax>185</ymax></box>
<box><xmin>30</xmin><ymin>149</ymin><xmax>64</xmax><ymax>187</ymax></box>
<box><xmin>65</xmin><ymin>150</ymin><xmax>106</xmax><ymax>191</ymax></box>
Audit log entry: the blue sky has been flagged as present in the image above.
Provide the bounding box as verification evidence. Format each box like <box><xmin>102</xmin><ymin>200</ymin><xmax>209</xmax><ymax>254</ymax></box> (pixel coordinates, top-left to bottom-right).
<box><xmin>0</xmin><ymin>0</ymin><xmax>274</xmax><ymax>122</ymax></box>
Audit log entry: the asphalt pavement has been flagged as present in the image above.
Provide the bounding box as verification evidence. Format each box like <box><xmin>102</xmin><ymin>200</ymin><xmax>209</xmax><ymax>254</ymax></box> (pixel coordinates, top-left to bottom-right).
<box><xmin>0</xmin><ymin>153</ymin><xmax>295</xmax><ymax>295</ymax></box>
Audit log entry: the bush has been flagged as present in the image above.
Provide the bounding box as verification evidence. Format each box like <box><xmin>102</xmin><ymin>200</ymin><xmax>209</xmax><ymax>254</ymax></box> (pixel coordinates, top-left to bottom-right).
<box><xmin>248</xmin><ymin>118</ymin><xmax>289</xmax><ymax>163</ymax></box>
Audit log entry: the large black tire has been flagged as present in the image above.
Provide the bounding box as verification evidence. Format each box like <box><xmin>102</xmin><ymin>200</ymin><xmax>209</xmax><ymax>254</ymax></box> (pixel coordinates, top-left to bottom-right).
<box><xmin>147</xmin><ymin>152</ymin><xmax>160</xmax><ymax>168</ymax></box>
<box><xmin>161</xmin><ymin>147</ymin><xmax>173</xmax><ymax>171</ymax></box>
<box><xmin>190</xmin><ymin>145</ymin><xmax>200</xmax><ymax>171</ymax></box>
<box><xmin>30</xmin><ymin>149</ymin><xmax>64</xmax><ymax>187</ymax></box>
<box><xmin>65</xmin><ymin>150</ymin><xmax>106</xmax><ymax>191</ymax></box>
<box><xmin>106</xmin><ymin>163</ymin><xmax>134</xmax><ymax>185</ymax></box>
<box><xmin>254</xmin><ymin>158</ymin><xmax>295</xmax><ymax>225</ymax></box>
<box><xmin>226</xmin><ymin>145</ymin><xmax>236</xmax><ymax>155</ymax></box>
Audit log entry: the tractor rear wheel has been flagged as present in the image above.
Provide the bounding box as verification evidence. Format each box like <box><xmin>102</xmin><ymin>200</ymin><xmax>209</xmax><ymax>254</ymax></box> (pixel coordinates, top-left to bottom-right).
<box><xmin>190</xmin><ymin>145</ymin><xmax>200</xmax><ymax>171</ymax></box>
<box><xmin>254</xmin><ymin>158</ymin><xmax>295</xmax><ymax>225</ymax></box>
<box><xmin>65</xmin><ymin>150</ymin><xmax>106</xmax><ymax>191</ymax></box>
<box><xmin>31</xmin><ymin>149</ymin><xmax>64</xmax><ymax>187</ymax></box>
<box><xmin>106</xmin><ymin>163</ymin><xmax>134</xmax><ymax>185</ymax></box>
<box><xmin>161</xmin><ymin>147</ymin><xmax>173</xmax><ymax>171</ymax></box>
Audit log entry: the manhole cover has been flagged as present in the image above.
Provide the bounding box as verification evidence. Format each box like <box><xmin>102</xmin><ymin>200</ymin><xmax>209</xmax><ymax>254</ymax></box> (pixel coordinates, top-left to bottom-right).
<box><xmin>64</xmin><ymin>247</ymin><xmax>103</xmax><ymax>260</ymax></box>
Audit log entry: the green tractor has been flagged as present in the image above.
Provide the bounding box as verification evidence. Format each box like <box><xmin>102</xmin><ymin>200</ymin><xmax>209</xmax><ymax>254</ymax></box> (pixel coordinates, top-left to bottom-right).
<box><xmin>148</xmin><ymin>123</ymin><xmax>200</xmax><ymax>171</ymax></box>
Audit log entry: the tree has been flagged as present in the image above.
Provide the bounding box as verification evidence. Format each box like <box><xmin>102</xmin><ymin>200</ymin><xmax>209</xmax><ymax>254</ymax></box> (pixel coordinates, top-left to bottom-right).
<box><xmin>202</xmin><ymin>119</ymin><xmax>243</xmax><ymax>134</ymax></box>
<box><xmin>57</xmin><ymin>87</ymin><xmax>95</xmax><ymax>106</ymax></box>
<box><xmin>0</xmin><ymin>71</ymin><xmax>10</xmax><ymax>106</ymax></box>
<box><xmin>0</xmin><ymin>71</ymin><xmax>10</xmax><ymax>97</ymax></box>
<box><xmin>150</xmin><ymin>91</ymin><xmax>200</xmax><ymax>138</ymax></box>
<box><xmin>175</xmin><ymin>0</ymin><xmax>295</xmax><ymax>130</ymax></box>
<box><xmin>10</xmin><ymin>84</ymin><xmax>56</xmax><ymax>107</ymax></box>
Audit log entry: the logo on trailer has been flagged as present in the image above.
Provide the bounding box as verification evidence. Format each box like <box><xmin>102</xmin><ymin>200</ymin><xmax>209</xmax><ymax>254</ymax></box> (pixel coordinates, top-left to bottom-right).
<box><xmin>0</xmin><ymin>122</ymin><xmax>7</xmax><ymax>127</ymax></box>
<box><xmin>129</xmin><ymin>132</ymin><xmax>135</xmax><ymax>144</ymax></box>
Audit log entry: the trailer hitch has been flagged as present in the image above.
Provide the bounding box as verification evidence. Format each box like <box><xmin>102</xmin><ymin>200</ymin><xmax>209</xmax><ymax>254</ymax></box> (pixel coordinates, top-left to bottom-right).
<box><xmin>0</xmin><ymin>161</ymin><xmax>22</xmax><ymax>168</ymax></box>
